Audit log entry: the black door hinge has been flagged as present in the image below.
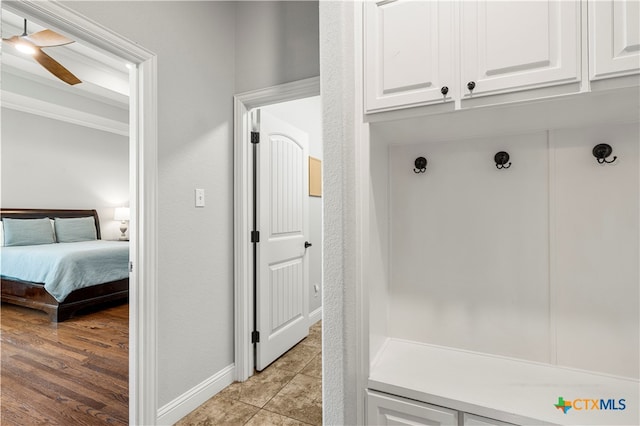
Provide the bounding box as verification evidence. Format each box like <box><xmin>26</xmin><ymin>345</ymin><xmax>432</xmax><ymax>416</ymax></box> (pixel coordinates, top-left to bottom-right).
<box><xmin>251</xmin><ymin>330</ymin><xmax>260</xmax><ymax>343</ymax></box>
<box><xmin>251</xmin><ymin>230</ymin><xmax>260</xmax><ymax>243</ymax></box>
<box><xmin>251</xmin><ymin>131</ymin><xmax>260</xmax><ymax>144</ymax></box>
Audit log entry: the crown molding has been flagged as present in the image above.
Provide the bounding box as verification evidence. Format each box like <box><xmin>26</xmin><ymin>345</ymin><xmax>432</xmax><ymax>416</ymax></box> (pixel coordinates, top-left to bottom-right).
<box><xmin>2</xmin><ymin>90</ymin><xmax>129</xmax><ymax>136</ymax></box>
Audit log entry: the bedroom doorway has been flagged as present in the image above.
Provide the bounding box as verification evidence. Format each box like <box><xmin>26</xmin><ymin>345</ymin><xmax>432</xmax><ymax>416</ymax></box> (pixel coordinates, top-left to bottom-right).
<box><xmin>0</xmin><ymin>2</ymin><xmax>157</xmax><ymax>424</ymax></box>
<box><xmin>233</xmin><ymin>77</ymin><xmax>322</xmax><ymax>380</ymax></box>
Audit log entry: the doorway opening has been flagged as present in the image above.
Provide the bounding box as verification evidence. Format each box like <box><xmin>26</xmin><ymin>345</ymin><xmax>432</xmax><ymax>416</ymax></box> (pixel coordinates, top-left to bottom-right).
<box><xmin>234</xmin><ymin>76</ymin><xmax>321</xmax><ymax>380</ymax></box>
<box><xmin>0</xmin><ymin>2</ymin><xmax>158</xmax><ymax>424</ymax></box>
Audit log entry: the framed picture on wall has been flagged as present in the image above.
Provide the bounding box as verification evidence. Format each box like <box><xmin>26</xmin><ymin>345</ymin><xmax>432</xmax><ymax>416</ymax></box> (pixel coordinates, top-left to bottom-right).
<box><xmin>309</xmin><ymin>156</ymin><xmax>322</xmax><ymax>197</ymax></box>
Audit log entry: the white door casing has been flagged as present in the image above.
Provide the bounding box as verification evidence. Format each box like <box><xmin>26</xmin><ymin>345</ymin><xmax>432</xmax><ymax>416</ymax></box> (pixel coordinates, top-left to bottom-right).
<box><xmin>233</xmin><ymin>77</ymin><xmax>319</xmax><ymax>382</ymax></box>
<box><xmin>256</xmin><ymin>110</ymin><xmax>310</xmax><ymax>371</ymax></box>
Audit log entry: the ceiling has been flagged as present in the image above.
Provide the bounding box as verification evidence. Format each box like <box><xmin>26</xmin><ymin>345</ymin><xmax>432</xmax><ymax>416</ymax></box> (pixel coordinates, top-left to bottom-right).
<box><xmin>1</xmin><ymin>9</ymin><xmax>130</xmax><ymax>135</ymax></box>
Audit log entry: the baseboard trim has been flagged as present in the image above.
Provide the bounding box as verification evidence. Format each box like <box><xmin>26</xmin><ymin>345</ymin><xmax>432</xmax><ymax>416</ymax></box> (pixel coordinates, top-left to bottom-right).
<box><xmin>156</xmin><ymin>363</ymin><xmax>235</xmax><ymax>425</ymax></box>
<box><xmin>309</xmin><ymin>306</ymin><xmax>322</xmax><ymax>326</ymax></box>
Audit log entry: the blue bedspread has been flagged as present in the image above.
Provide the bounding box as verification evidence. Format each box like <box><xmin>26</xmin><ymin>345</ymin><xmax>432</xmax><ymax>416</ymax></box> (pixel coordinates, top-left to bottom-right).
<box><xmin>0</xmin><ymin>240</ymin><xmax>129</xmax><ymax>302</ymax></box>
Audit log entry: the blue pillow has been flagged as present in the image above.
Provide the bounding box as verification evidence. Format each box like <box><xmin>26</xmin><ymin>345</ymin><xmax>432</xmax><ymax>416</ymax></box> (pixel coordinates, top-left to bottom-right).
<box><xmin>54</xmin><ymin>217</ymin><xmax>97</xmax><ymax>243</ymax></box>
<box><xmin>3</xmin><ymin>218</ymin><xmax>56</xmax><ymax>246</ymax></box>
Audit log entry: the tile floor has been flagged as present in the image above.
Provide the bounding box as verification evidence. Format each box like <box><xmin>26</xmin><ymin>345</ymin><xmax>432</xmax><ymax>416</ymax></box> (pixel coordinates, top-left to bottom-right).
<box><xmin>176</xmin><ymin>321</ymin><xmax>322</xmax><ymax>426</ymax></box>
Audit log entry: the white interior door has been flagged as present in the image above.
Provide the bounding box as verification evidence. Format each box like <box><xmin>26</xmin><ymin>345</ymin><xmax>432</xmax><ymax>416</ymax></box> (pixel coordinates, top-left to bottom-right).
<box><xmin>256</xmin><ymin>110</ymin><xmax>310</xmax><ymax>371</ymax></box>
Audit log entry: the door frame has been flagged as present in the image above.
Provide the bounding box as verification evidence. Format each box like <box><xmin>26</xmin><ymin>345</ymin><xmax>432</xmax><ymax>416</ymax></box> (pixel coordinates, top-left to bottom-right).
<box><xmin>2</xmin><ymin>2</ymin><xmax>159</xmax><ymax>424</ymax></box>
<box><xmin>233</xmin><ymin>76</ymin><xmax>320</xmax><ymax>381</ymax></box>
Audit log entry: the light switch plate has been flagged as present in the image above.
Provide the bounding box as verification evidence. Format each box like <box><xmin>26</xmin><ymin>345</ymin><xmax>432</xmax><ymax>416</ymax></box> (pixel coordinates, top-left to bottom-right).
<box><xmin>195</xmin><ymin>188</ymin><xmax>205</xmax><ymax>207</ymax></box>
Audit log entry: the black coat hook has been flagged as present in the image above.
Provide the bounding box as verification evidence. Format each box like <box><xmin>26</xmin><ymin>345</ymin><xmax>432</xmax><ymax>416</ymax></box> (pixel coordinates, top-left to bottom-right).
<box><xmin>413</xmin><ymin>157</ymin><xmax>427</xmax><ymax>173</ymax></box>
<box><xmin>494</xmin><ymin>151</ymin><xmax>511</xmax><ymax>169</ymax></box>
<box><xmin>593</xmin><ymin>143</ymin><xmax>617</xmax><ymax>164</ymax></box>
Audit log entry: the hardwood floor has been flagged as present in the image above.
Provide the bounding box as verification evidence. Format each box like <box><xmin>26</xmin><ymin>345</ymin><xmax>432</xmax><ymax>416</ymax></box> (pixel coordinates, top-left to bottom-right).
<box><xmin>1</xmin><ymin>302</ymin><xmax>129</xmax><ymax>425</ymax></box>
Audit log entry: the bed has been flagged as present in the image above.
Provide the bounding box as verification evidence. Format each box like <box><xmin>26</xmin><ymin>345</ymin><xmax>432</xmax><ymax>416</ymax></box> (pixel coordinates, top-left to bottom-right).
<box><xmin>0</xmin><ymin>209</ymin><xmax>129</xmax><ymax>322</ymax></box>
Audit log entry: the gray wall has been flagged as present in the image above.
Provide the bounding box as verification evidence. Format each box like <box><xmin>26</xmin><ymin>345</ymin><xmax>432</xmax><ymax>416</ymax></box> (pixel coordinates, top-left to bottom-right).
<box><xmin>61</xmin><ymin>0</ymin><xmax>236</xmax><ymax>408</ymax></box>
<box><xmin>235</xmin><ymin>1</ymin><xmax>319</xmax><ymax>93</ymax></box>
<box><xmin>263</xmin><ymin>96</ymin><xmax>323</xmax><ymax>316</ymax></box>
<box><xmin>59</xmin><ymin>0</ymin><xmax>320</xmax><ymax>409</ymax></box>
<box><xmin>1</xmin><ymin>108</ymin><xmax>129</xmax><ymax>240</ymax></box>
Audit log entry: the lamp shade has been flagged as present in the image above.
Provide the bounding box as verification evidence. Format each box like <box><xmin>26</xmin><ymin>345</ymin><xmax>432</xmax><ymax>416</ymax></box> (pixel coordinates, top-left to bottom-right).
<box><xmin>114</xmin><ymin>207</ymin><xmax>130</xmax><ymax>221</ymax></box>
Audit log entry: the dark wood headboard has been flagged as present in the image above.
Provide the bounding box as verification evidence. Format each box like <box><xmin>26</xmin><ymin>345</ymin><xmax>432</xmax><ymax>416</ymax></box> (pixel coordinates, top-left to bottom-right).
<box><xmin>0</xmin><ymin>209</ymin><xmax>102</xmax><ymax>240</ymax></box>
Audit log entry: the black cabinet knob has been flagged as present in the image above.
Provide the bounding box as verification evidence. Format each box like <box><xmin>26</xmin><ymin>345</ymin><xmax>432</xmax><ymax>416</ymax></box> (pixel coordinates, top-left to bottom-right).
<box><xmin>440</xmin><ymin>86</ymin><xmax>449</xmax><ymax>96</ymax></box>
<box><xmin>467</xmin><ymin>81</ymin><xmax>476</xmax><ymax>92</ymax></box>
<box><xmin>304</xmin><ymin>241</ymin><xmax>312</xmax><ymax>248</ymax></box>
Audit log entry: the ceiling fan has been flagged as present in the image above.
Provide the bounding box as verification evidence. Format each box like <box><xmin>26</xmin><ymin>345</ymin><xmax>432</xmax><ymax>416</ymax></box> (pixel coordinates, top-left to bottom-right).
<box><xmin>2</xmin><ymin>19</ymin><xmax>82</xmax><ymax>85</ymax></box>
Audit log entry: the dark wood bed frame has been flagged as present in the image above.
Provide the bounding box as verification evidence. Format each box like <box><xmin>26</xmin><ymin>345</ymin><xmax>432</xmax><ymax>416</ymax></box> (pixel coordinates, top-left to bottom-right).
<box><xmin>1</xmin><ymin>209</ymin><xmax>129</xmax><ymax>322</ymax></box>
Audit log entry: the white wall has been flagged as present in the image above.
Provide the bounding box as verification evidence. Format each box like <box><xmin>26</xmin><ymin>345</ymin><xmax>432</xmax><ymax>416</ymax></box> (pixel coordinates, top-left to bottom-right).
<box><xmin>382</xmin><ymin>123</ymin><xmax>639</xmax><ymax>379</ymax></box>
<box><xmin>60</xmin><ymin>0</ymin><xmax>321</xmax><ymax>411</ymax></box>
<box><xmin>551</xmin><ymin>123</ymin><xmax>639</xmax><ymax>378</ymax></box>
<box><xmin>319</xmin><ymin>2</ymin><xmax>359</xmax><ymax>425</ymax></box>
<box><xmin>1</xmin><ymin>108</ymin><xmax>128</xmax><ymax>239</ymax></box>
<box><xmin>368</xmin><ymin>131</ymin><xmax>389</xmax><ymax>363</ymax></box>
<box><xmin>262</xmin><ymin>95</ymin><xmax>323</xmax><ymax>316</ymax></box>
<box><xmin>388</xmin><ymin>132</ymin><xmax>551</xmax><ymax>363</ymax></box>
<box><xmin>235</xmin><ymin>1</ymin><xmax>319</xmax><ymax>93</ymax></box>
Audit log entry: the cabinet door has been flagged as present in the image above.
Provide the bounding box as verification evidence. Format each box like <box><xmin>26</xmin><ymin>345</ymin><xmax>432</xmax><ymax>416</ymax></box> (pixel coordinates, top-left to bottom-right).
<box><xmin>589</xmin><ymin>0</ymin><xmax>640</xmax><ymax>80</ymax></box>
<box><xmin>367</xmin><ymin>390</ymin><xmax>458</xmax><ymax>425</ymax></box>
<box><xmin>463</xmin><ymin>413</ymin><xmax>517</xmax><ymax>426</ymax></box>
<box><xmin>460</xmin><ymin>1</ymin><xmax>580</xmax><ymax>98</ymax></box>
<box><xmin>364</xmin><ymin>0</ymin><xmax>455</xmax><ymax>113</ymax></box>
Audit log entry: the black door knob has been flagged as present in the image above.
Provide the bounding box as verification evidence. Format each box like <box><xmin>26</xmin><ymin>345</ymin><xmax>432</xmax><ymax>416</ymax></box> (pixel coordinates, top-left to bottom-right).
<box><xmin>440</xmin><ymin>86</ymin><xmax>449</xmax><ymax>96</ymax></box>
<box><xmin>467</xmin><ymin>81</ymin><xmax>476</xmax><ymax>92</ymax></box>
<box><xmin>305</xmin><ymin>241</ymin><xmax>312</xmax><ymax>248</ymax></box>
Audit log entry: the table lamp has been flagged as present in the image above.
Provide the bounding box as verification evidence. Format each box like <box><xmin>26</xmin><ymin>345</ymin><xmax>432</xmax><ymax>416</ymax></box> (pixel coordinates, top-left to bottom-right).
<box><xmin>114</xmin><ymin>207</ymin><xmax>130</xmax><ymax>240</ymax></box>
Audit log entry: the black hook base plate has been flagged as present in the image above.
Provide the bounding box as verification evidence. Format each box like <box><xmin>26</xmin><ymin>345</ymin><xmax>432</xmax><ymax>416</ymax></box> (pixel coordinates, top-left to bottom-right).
<box><xmin>414</xmin><ymin>156</ymin><xmax>427</xmax><ymax>173</ymax></box>
<box><xmin>592</xmin><ymin>143</ymin><xmax>616</xmax><ymax>164</ymax></box>
<box><xmin>494</xmin><ymin>151</ymin><xmax>511</xmax><ymax>169</ymax></box>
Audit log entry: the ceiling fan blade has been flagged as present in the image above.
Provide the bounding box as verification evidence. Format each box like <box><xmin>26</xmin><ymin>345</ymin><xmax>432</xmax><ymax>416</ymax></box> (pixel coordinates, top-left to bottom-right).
<box><xmin>2</xmin><ymin>35</ymin><xmax>20</xmax><ymax>45</ymax></box>
<box><xmin>33</xmin><ymin>48</ymin><xmax>82</xmax><ymax>85</ymax></box>
<box><xmin>24</xmin><ymin>29</ymin><xmax>74</xmax><ymax>47</ymax></box>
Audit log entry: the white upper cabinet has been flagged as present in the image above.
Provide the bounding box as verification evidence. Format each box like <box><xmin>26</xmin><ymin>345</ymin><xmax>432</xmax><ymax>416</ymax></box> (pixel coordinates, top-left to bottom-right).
<box><xmin>460</xmin><ymin>0</ymin><xmax>580</xmax><ymax>99</ymax></box>
<box><xmin>364</xmin><ymin>0</ymin><xmax>587</xmax><ymax>114</ymax></box>
<box><xmin>589</xmin><ymin>0</ymin><xmax>640</xmax><ymax>80</ymax></box>
<box><xmin>364</xmin><ymin>0</ymin><xmax>455</xmax><ymax>112</ymax></box>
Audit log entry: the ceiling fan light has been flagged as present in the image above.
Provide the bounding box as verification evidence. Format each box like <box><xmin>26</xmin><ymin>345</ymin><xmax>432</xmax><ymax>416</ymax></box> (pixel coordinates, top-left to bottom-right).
<box><xmin>15</xmin><ymin>41</ymin><xmax>36</xmax><ymax>55</ymax></box>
